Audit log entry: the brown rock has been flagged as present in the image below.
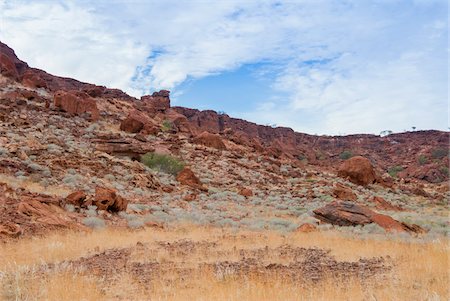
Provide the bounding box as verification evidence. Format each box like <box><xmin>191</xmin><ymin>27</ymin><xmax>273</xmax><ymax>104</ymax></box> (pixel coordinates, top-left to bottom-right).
<box><xmin>370</xmin><ymin>196</ymin><xmax>403</xmax><ymax>211</ymax></box>
<box><xmin>239</xmin><ymin>188</ymin><xmax>253</xmax><ymax>197</ymax></box>
<box><xmin>337</xmin><ymin>156</ymin><xmax>377</xmax><ymax>186</ymax></box>
<box><xmin>120</xmin><ymin>110</ymin><xmax>158</xmax><ymax>134</ymax></box>
<box><xmin>332</xmin><ymin>183</ymin><xmax>357</xmax><ymax>201</ymax></box>
<box><xmin>94</xmin><ymin>187</ymin><xmax>128</xmax><ymax>212</ymax></box>
<box><xmin>176</xmin><ymin>167</ymin><xmax>207</xmax><ymax>191</ymax></box>
<box><xmin>192</xmin><ymin>131</ymin><xmax>226</xmax><ymax>150</ymax></box>
<box><xmin>296</xmin><ymin>223</ymin><xmax>317</xmax><ymax>233</ymax></box>
<box><xmin>141</xmin><ymin>90</ymin><xmax>170</xmax><ymax>112</ymax></box>
<box><xmin>183</xmin><ymin>193</ymin><xmax>198</xmax><ymax>202</ymax></box>
<box><xmin>313</xmin><ymin>201</ymin><xmax>425</xmax><ymax>233</ymax></box>
<box><xmin>0</xmin><ymin>53</ymin><xmax>19</xmax><ymax>80</ymax></box>
<box><xmin>54</xmin><ymin>90</ymin><xmax>100</xmax><ymax>121</ymax></box>
<box><xmin>21</xmin><ymin>69</ymin><xmax>47</xmax><ymax>88</ymax></box>
<box><xmin>65</xmin><ymin>191</ymin><xmax>87</xmax><ymax>207</ymax></box>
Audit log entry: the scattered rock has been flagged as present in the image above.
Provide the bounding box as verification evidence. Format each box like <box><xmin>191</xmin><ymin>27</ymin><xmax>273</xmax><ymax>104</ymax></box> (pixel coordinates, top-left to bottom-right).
<box><xmin>338</xmin><ymin>156</ymin><xmax>377</xmax><ymax>186</ymax></box>
<box><xmin>370</xmin><ymin>196</ymin><xmax>403</xmax><ymax>211</ymax></box>
<box><xmin>239</xmin><ymin>187</ymin><xmax>253</xmax><ymax>198</ymax></box>
<box><xmin>332</xmin><ymin>183</ymin><xmax>357</xmax><ymax>201</ymax></box>
<box><xmin>176</xmin><ymin>167</ymin><xmax>207</xmax><ymax>191</ymax></box>
<box><xmin>193</xmin><ymin>131</ymin><xmax>226</xmax><ymax>150</ymax></box>
<box><xmin>65</xmin><ymin>191</ymin><xmax>87</xmax><ymax>207</ymax></box>
<box><xmin>313</xmin><ymin>201</ymin><xmax>424</xmax><ymax>234</ymax></box>
<box><xmin>120</xmin><ymin>109</ymin><xmax>159</xmax><ymax>135</ymax></box>
<box><xmin>296</xmin><ymin>223</ymin><xmax>317</xmax><ymax>233</ymax></box>
<box><xmin>94</xmin><ymin>187</ymin><xmax>128</xmax><ymax>212</ymax></box>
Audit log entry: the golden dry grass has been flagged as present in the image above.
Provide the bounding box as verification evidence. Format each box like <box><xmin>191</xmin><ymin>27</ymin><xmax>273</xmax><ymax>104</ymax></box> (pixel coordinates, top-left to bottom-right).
<box><xmin>1</xmin><ymin>226</ymin><xmax>448</xmax><ymax>301</ymax></box>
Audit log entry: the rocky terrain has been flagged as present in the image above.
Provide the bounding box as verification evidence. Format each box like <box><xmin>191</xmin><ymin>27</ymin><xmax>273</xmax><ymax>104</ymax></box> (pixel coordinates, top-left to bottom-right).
<box><xmin>0</xmin><ymin>41</ymin><xmax>449</xmax><ymax>300</ymax></box>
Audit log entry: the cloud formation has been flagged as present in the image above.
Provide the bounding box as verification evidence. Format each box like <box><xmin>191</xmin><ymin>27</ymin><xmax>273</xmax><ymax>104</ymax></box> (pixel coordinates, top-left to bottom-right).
<box><xmin>0</xmin><ymin>0</ymin><xmax>447</xmax><ymax>134</ymax></box>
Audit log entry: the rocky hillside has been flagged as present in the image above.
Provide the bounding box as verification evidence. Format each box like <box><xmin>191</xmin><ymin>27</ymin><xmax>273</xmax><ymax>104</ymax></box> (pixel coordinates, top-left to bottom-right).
<box><xmin>0</xmin><ymin>41</ymin><xmax>448</xmax><ymax>239</ymax></box>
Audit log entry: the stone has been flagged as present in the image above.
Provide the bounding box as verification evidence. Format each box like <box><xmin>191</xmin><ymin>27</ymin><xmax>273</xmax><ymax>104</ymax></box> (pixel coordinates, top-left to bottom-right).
<box><xmin>337</xmin><ymin>156</ymin><xmax>377</xmax><ymax>186</ymax></box>
<box><xmin>176</xmin><ymin>167</ymin><xmax>207</xmax><ymax>191</ymax></box>
<box><xmin>192</xmin><ymin>131</ymin><xmax>226</xmax><ymax>150</ymax></box>
<box><xmin>332</xmin><ymin>183</ymin><xmax>357</xmax><ymax>201</ymax></box>
<box><xmin>65</xmin><ymin>191</ymin><xmax>87</xmax><ymax>207</ymax></box>
<box><xmin>54</xmin><ymin>90</ymin><xmax>100</xmax><ymax>121</ymax></box>
<box><xmin>93</xmin><ymin>187</ymin><xmax>128</xmax><ymax>212</ymax></box>
<box><xmin>239</xmin><ymin>188</ymin><xmax>253</xmax><ymax>198</ymax></box>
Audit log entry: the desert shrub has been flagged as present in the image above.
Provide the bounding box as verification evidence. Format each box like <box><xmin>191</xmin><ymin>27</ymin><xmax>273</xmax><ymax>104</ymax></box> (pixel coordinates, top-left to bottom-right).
<box><xmin>431</xmin><ymin>148</ymin><xmax>448</xmax><ymax>159</ymax></box>
<box><xmin>82</xmin><ymin>217</ymin><xmax>105</xmax><ymax>229</ymax></box>
<box><xmin>86</xmin><ymin>205</ymin><xmax>97</xmax><ymax>217</ymax></box>
<box><xmin>388</xmin><ymin>166</ymin><xmax>404</xmax><ymax>178</ymax></box>
<box><xmin>161</xmin><ymin>120</ymin><xmax>172</xmax><ymax>132</ymax></box>
<box><xmin>141</xmin><ymin>152</ymin><xmax>185</xmax><ymax>176</ymax></box>
<box><xmin>339</xmin><ymin>150</ymin><xmax>353</xmax><ymax>160</ymax></box>
<box><xmin>64</xmin><ymin>204</ymin><xmax>75</xmax><ymax>212</ymax></box>
<box><xmin>418</xmin><ymin>155</ymin><xmax>428</xmax><ymax>165</ymax></box>
<box><xmin>0</xmin><ymin>147</ymin><xmax>9</xmax><ymax>156</ymax></box>
<box><xmin>440</xmin><ymin>166</ymin><xmax>449</xmax><ymax>176</ymax></box>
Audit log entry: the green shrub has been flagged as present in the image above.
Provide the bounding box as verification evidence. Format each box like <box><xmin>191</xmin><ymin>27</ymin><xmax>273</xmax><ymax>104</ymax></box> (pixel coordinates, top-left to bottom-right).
<box><xmin>339</xmin><ymin>150</ymin><xmax>353</xmax><ymax>160</ymax></box>
<box><xmin>418</xmin><ymin>155</ymin><xmax>428</xmax><ymax>165</ymax></box>
<box><xmin>431</xmin><ymin>149</ymin><xmax>448</xmax><ymax>159</ymax></box>
<box><xmin>161</xmin><ymin>120</ymin><xmax>172</xmax><ymax>132</ymax></box>
<box><xmin>440</xmin><ymin>166</ymin><xmax>449</xmax><ymax>176</ymax></box>
<box><xmin>388</xmin><ymin>166</ymin><xmax>404</xmax><ymax>178</ymax></box>
<box><xmin>141</xmin><ymin>152</ymin><xmax>185</xmax><ymax>176</ymax></box>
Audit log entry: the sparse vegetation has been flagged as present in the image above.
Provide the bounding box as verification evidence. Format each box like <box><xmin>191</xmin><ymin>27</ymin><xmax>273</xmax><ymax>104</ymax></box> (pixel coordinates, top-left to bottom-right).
<box><xmin>431</xmin><ymin>148</ymin><xmax>448</xmax><ymax>159</ymax></box>
<box><xmin>141</xmin><ymin>152</ymin><xmax>185</xmax><ymax>176</ymax></box>
<box><xmin>387</xmin><ymin>165</ymin><xmax>404</xmax><ymax>178</ymax></box>
<box><xmin>161</xmin><ymin>120</ymin><xmax>172</xmax><ymax>132</ymax></box>
<box><xmin>418</xmin><ymin>154</ymin><xmax>428</xmax><ymax>165</ymax></box>
<box><xmin>82</xmin><ymin>217</ymin><xmax>105</xmax><ymax>229</ymax></box>
<box><xmin>339</xmin><ymin>150</ymin><xmax>353</xmax><ymax>160</ymax></box>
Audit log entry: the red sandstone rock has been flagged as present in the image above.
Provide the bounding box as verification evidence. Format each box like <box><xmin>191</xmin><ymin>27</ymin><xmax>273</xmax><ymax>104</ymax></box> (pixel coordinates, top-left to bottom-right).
<box><xmin>193</xmin><ymin>131</ymin><xmax>226</xmax><ymax>150</ymax></box>
<box><xmin>65</xmin><ymin>191</ymin><xmax>87</xmax><ymax>207</ymax></box>
<box><xmin>332</xmin><ymin>183</ymin><xmax>357</xmax><ymax>201</ymax></box>
<box><xmin>141</xmin><ymin>90</ymin><xmax>170</xmax><ymax>112</ymax></box>
<box><xmin>94</xmin><ymin>187</ymin><xmax>128</xmax><ymax>212</ymax></box>
<box><xmin>313</xmin><ymin>201</ymin><xmax>424</xmax><ymax>233</ymax></box>
<box><xmin>338</xmin><ymin>156</ymin><xmax>377</xmax><ymax>186</ymax></box>
<box><xmin>21</xmin><ymin>69</ymin><xmax>47</xmax><ymax>88</ymax></box>
<box><xmin>0</xmin><ymin>52</ymin><xmax>19</xmax><ymax>80</ymax></box>
<box><xmin>54</xmin><ymin>90</ymin><xmax>100</xmax><ymax>121</ymax></box>
<box><xmin>370</xmin><ymin>196</ymin><xmax>403</xmax><ymax>211</ymax></box>
<box><xmin>239</xmin><ymin>188</ymin><xmax>253</xmax><ymax>197</ymax></box>
<box><xmin>120</xmin><ymin>110</ymin><xmax>158</xmax><ymax>134</ymax></box>
<box><xmin>296</xmin><ymin>223</ymin><xmax>317</xmax><ymax>233</ymax></box>
<box><xmin>176</xmin><ymin>167</ymin><xmax>207</xmax><ymax>191</ymax></box>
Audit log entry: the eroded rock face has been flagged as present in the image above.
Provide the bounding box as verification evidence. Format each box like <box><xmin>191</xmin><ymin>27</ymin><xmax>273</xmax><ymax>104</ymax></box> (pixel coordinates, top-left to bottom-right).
<box><xmin>337</xmin><ymin>156</ymin><xmax>377</xmax><ymax>186</ymax></box>
<box><xmin>54</xmin><ymin>90</ymin><xmax>100</xmax><ymax>121</ymax></box>
<box><xmin>94</xmin><ymin>187</ymin><xmax>128</xmax><ymax>212</ymax></box>
<box><xmin>193</xmin><ymin>131</ymin><xmax>226</xmax><ymax>150</ymax></box>
<box><xmin>176</xmin><ymin>167</ymin><xmax>207</xmax><ymax>191</ymax></box>
<box><xmin>313</xmin><ymin>201</ymin><xmax>424</xmax><ymax>233</ymax></box>
<box><xmin>141</xmin><ymin>90</ymin><xmax>170</xmax><ymax>112</ymax></box>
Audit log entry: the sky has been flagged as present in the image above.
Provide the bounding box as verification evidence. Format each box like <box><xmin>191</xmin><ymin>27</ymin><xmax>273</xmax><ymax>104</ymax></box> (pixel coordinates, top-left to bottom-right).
<box><xmin>0</xmin><ymin>0</ymin><xmax>448</xmax><ymax>135</ymax></box>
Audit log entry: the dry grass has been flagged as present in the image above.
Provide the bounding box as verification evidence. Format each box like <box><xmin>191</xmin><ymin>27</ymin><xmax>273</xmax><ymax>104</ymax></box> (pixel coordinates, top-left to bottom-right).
<box><xmin>1</xmin><ymin>225</ymin><xmax>448</xmax><ymax>300</ymax></box>
<box><xmin>0</xmin><ymin>174</ymin><xmax>71</xmax><ymax>197</ymax></box>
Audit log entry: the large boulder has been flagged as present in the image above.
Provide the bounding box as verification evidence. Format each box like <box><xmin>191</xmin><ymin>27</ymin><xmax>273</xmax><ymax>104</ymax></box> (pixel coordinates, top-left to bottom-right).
<box><xmin>141</xmin><ymin>90</ymin><xmax>170</xmax><ymax>112</ymax></box>
<box><xmin>93</xmin><ymin>187</ymin><xmax>128</xmax><ymax>212</ymax></box>
<box><xmin>120</xmin><ymin>110</ymin><xmax>159</xmax><ymax>135</ymax></box>
<box><xmin>176</xmin><ymin>167</ymin><xmax>207</xmax><ymax>191</ymax></box>
<box><xmin>65</xmin><ymin>191</ymin><xmax>87</xmax><ymax>207</ymax></box>
<box><xmin>313</xmin><ymin>201</ymin><xmax>424</xmax><ymax>233</ymax></box>
<box><xmin>192</xmin><ymin>131</ymin><xmax>226</xmax><ymax>150</ymax></box>
<box><xmin>337</xmin><ymin>156</ymin><xmax>377</xmax><ymax>186</ymax></box>
<box><xmin>54</xmin><ymin>90</ymin><xmax>100</xmax><ymax>121</ymax></box>
<box><xmin>0</xmin><ymin>52</ymin><xmax>19</xmax><ymax>80</ymax></box>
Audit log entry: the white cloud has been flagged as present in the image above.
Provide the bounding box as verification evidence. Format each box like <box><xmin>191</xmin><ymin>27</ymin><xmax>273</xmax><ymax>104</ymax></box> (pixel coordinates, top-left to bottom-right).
<box><xmin>0</xmin><ymin>0</ymin><xmax>447</xmax><ymax>134</ymax></box>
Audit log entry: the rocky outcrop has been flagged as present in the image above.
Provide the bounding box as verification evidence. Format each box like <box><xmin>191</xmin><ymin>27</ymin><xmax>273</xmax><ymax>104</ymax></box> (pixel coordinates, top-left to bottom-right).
<box><xmin>337</xmin><ymin>156</ymin><xmax>377</xmax><ymax>186</ymax></box>
<box><xmin>54</xmin><ymin>90</ymin><xmax>100</xmax><ymax>120</ymax></box>
<box><xmin>141</xmin><ymin>90</ymin><xmax>170</xmax><ymax>112</ymax></box>
<box><xmin>313</xmin><ymin>201</ymin><xmax>424</xmax><ymax>233</ymax></box>
<box><xmin>65</xmin><ymin>191</ymin><xmax>88</xmax><ymax>207</ymax></box>
<box><xmin>192</xmin><ymin>131</ymin><xmax>226</xmax><ymax>150</ymax></box>
<box><xmin>176</xmin><ymin>167</ymin><xmax>207</xmax><ymax>191</ymax></box>
<box><xmin>94</xmin><ymin>187</ymin><xmax>128</xmax><ymax>212</ymax></box>
<box><xmin>93</xmin><ymin>138</ymin><xmax>154</xmax><ymax>160</ymax></box>
<box><xmin>369</xmin><ymin>196</ymin><xmax>403</xmax><ymax>211</ymax></box>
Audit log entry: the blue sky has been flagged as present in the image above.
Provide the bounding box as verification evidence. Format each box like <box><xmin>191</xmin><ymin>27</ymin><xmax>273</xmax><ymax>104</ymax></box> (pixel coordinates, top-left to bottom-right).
<box><xmin>0</xmin><ymin>0</ymin><xmax>447</xmax><ymax>135</ymax></box>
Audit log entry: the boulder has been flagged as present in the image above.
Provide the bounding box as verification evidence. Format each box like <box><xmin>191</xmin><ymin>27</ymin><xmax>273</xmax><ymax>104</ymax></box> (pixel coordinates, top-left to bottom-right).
<box><xmin>65</xmin><ymin>191</ymin><xmax>87</xmax><ymax>207</ymax></box>
<box><xmin>337</xmin><ymin>156</ymin><xmax>377</xmax><ymax>186</ymax></box>
<box><xmin>141</xmin><ymin>90</ymin><xmax>170</xmax><ymax>112</ymax></box>
<box><xmin>93</xmin><ymin>187</ymin><xmax>128</xmax><ymax>212</ymax></box>
<box><xmin>332</xmin><ymin>183</ymin><xmax>357</xmax><ymax>201</ymax></box>
<box><xmin>0</xmin><ymin>52</ymin><xmax>19</xmax><ymax>80</ymax></box>
<box><xmin>192</xmin><ymin>131</ymin><xmax>226</xmax><ymax>150</ymax></box>
<box><xmin>54</xmin><ymin>90</ymin><xmax>100</xmax><ymax>120</ymax></box>
<box><xmin>313</xmin><ymin>201</ymin><xmax>424</xmax><ymax>233</ymax></box>
<box><xmin>21</xmin><ymin>69</ymin><xmax>47</xmax><ymax>89</ymax></box>
<box><xmin>94</xmin><ymin>138</ymin><xmax>154</xmax><ymax>160</ymax></box>
<box><xmin>176</xmin><ymin>167</ymin><xmax>207</xmax><ymax>191</ymax></box>
<box><xmin>120</xmin><ymin>110</ymin><xmax>159</xmax><ymax>134</ymax></box>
